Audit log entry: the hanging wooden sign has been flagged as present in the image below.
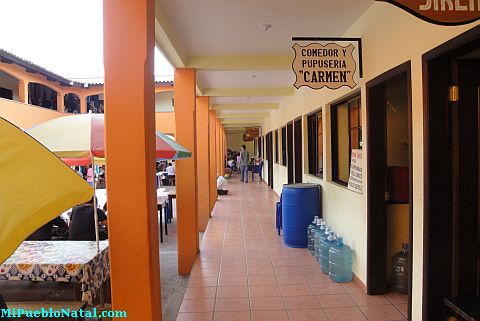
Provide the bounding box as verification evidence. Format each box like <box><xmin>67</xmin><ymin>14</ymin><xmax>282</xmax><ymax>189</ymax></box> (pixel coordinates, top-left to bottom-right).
<box><xmin>244</xmin><ymin>127</ymin><xmax>260</xmax><ymax>139</ymax></box>
<box><xmin>292</xmin><ymin>42</ymin><xmax>357</xmax><ymax>90</ymax></box>
<box><xmin>377</xmin><ymin>0</ymin><xmax>480</xmax><ymax>25</ymax></box>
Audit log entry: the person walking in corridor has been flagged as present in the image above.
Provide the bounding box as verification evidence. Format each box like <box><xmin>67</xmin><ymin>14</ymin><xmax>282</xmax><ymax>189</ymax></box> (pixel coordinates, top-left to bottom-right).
<box><xmin>239</xmin><ymin>144</ymin><xmax>250</xmax><ymax>183</ymax></box>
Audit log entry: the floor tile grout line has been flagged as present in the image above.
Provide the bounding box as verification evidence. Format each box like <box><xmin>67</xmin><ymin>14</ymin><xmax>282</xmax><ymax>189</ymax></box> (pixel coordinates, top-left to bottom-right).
<box><xmin>177</xmin><ymin>177</ymin><xmax>405</xmax><ymax>320</ymax></box>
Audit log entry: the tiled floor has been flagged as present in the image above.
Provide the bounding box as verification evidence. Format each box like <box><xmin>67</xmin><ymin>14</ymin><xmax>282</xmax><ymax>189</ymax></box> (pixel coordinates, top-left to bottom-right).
<box><xmin>176</xmin><ymin>175</ymin><xmax>408</xmax><ymax>321</ymax></box>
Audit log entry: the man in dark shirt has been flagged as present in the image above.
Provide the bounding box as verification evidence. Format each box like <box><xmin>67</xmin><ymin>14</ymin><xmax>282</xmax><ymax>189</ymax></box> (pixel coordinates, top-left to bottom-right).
<box><xmin>69</xmin><ymin>199</ymin><xmax>107</xmax><ymax>241</ymax></box>
<box><xmin>27</xmin><ymin>216</ymin><xmax>68</xmax><ymax>241</ymax></box>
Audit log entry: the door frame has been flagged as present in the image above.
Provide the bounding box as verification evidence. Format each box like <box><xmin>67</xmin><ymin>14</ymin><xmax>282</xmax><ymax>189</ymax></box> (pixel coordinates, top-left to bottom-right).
<box><xmin>267</xmin><ymin>131</ymin><xmax>274</xmax><ymax>188</ymax></box>
<box><xmin>366</xmin><ymin>61</ymin><xmax>413</xmax><ymax>319</ymax></box>
<box><xmin>294</xmin><ymin>117</ymin><xmax>303</xmax><ymax>183</ymax></box>
<box><xmin>422</xmin><ymin>25</ymin><xmax>480</xmax><ymax>320</ymax></box>
<box><xmin>287</xmin><ymin>121</ymin><xmax>294</xmax><ymax>184</ymax></box>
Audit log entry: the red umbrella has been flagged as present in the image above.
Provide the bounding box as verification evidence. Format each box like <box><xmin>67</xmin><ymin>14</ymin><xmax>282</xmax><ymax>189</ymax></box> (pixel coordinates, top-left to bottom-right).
<box><xmin>27</xmin><ymin>114</ymin><xmax>179</xmax><ymax>165</ymax></box>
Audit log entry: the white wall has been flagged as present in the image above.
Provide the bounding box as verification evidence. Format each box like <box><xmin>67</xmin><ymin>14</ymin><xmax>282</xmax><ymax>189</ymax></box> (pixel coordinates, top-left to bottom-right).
<box><xmin>262</xmin><ymin>2</ymin><xmax>479</xmax><ymax>319</ymax></box>
<box><xmin>155</xmin><ymin>91</ymin><xmax>174</xmax><ymax>112</ymax></box>
<box><xmin>227</xmin><ymin>132</ymin><xmax>254</xmax><ymax>156</ymax></box>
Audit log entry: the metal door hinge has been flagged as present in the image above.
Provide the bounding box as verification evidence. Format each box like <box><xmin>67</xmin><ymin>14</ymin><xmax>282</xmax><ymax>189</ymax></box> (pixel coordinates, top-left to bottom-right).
<box><xmin>449</xmin><ymin>85</ymin><xmax>459</xmax><ymax>102</ymax></box>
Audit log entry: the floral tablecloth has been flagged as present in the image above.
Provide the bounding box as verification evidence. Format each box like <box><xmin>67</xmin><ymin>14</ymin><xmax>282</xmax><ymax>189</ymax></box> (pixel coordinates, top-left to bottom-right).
<box><xmin>0</xmin><ymin>241</ymin><xmax>109</xmax><ymax>304</ymax></box>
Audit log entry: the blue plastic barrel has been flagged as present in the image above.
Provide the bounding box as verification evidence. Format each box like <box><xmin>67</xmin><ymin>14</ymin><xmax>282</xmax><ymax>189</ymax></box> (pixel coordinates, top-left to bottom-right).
<box><xmin>282</xmin><ymin>183</ymin><xmax>321</xmax><ymax>248</ymax></box>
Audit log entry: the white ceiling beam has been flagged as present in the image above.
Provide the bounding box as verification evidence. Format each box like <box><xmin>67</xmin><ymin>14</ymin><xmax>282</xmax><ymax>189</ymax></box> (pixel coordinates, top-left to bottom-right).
<box><xmin>211</xmin><ymin>103</ymin><xmax>278</xmax><ymax>110</ymax></box>
<box><xmin>221</xmin><ymin>119</ymin><xmax>263</xmax><ymax>124</ymax></box>
<box><xmin>204</xmin><ymin>87</ymin><xmax>293</xmax><ymax>97</ymax></box>
<box><xmin>154</xmin><ymin>9</ymin><xmax>203</xmax><ymax>95</ymax></box>
<box><xmin>217</xmin><ymin>113</ymin><xmax>269</xmax><ymax>119</ymax></box>
<box><xmin>154</xmin><ymin>18</ymin><xmax>186</xmax><ymax>68</ymax></box>
<box><xmin>223</xmin><ymin>123</ymin><xmax>262</xmax><ymax>128</ymax></box>
<box><xmin>187</xmin><ymin>55</ymin><xmax>292</xmax><ymax>70</ymax></box>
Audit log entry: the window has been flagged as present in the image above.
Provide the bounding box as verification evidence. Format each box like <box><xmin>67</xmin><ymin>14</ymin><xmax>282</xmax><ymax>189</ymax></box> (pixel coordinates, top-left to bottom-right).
<box><xmin>281</xmin><ymin>126</ymin><xmax>287</xmax><ymax>165</ymax></box>
<box><xmin>0</xmin><ymin>87</ymin><xmax>13</xmax><ymax>100</ymax></box>
<box><xmin>64</xmin><ymin>93</ymin><xmax>81</xmax><ymax>113</ymax></box>
<box><xmin>86</xmin><ymin>94</ymin><xmax>104</xmax><ymax>113</ymax></box>
<box><xmin>28</xmin><ymin>83</ymin><xmax>57</xmax><ymax>110</ymax></box>
<box><xmin>307</xmin><ymin>110</ymin><xmax>323</xmax><ymax>178</ymax></box>
<box><xmin>331</xmin><ymin>95</ymin><xmax>362</xmax><ymax>185</ymax></box>
<box><xmin>275</xmin><ymin>129</ymin><xmax>279</xmax><ymax>163</ymax></box>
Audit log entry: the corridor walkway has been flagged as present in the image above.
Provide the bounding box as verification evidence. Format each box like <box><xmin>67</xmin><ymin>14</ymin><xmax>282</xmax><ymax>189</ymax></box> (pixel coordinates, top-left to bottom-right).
<box><xmin>176</xmin><ymin>175</ymin><xmax>408</xmax><ymax>321</ymax></box>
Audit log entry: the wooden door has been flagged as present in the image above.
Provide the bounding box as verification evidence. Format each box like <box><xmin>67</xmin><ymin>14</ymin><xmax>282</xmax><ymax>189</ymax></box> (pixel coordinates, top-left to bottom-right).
<box><xmin>366</xmin><ymin>81</ymin><xmax>388</xmax><ymax>295</ymax></box>
<box><xmin>423</xmin><ymin>30</ymin><xmax>480</xmax><ymax>319</ymax></box>
<box><xmin>366</xmin><ymin>63</ymin><xmax>413</xmax><ymax>321</ymax></box>
<box><xmin>451</xmin><ymin>59</ymin><xmax>480</xmax><ymax>297</ymax></box>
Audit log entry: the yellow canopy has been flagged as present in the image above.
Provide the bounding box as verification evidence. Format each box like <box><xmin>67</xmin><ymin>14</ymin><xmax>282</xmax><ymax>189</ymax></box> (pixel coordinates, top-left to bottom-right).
<box><xmin>0</xmin><ymin>118</ymin><xmax>93</xmax><ymax>264</ymax></box>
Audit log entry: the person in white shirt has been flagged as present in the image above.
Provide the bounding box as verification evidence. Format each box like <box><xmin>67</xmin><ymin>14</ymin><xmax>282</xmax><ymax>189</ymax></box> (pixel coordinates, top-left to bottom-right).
<box><xmin>166</xmin><ymin>163</ymin><xmax>175</xmax><ymax>177</ymax></box>
<box><xmin>164</xmin><ymin>162</ymin><xmax>176</xmax><ymax>186</ymax></box>
<box><xmin>217</xmin><ymin>175</ymin><xmax>228</xmax><ymax>195</ymax></box>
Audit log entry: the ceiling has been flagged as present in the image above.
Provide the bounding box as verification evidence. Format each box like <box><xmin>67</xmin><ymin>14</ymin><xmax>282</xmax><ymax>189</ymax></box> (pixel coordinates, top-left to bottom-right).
<box><xmin>155</xmin><ymin>0</ymin><xmax>373</xmax><ymax>131</ymax></box>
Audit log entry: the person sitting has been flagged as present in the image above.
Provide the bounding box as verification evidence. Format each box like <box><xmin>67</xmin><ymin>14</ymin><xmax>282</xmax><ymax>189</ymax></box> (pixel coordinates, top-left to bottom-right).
<box><xmin>69</xmin><ymin>198</ymin><xmax>107</xmax><ymax>241</ymax></box>
<box><xmin>96</xmin><ymin>167</ymin><xmax>106</xmax><ymax>189</ymax></box>
<box><xmin>164</xmin><ymin>162</ymin><xmax>175</xmax><ymax>185</ymax></box>
<box><xmin>27</xmin><ymin>216</ymin><xmax>68</xmax><ymax>241</ymax></box>
<box><xmin>217</xmin><ymin>175</ymin><xmax>229</xmax><ymax>195</ymax></box>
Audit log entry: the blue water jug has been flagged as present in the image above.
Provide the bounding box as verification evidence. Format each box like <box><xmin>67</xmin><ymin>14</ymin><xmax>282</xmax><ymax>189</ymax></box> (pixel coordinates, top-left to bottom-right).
<box><xmin>320</xmin><ymin>231</ymin><xmax>336</xmax><ymax>274</ymax></box>
<box><xmin>329</xmin><ymin>236</ymin><xmax>353</xmax><ymax>282</ymax></box>
<box><xmin>314</xmin><ymin>225</ymin><xmax>328</xmax><ymax>261</ymax></box>
<box><xmin>307</xmin><ymin>216</ymin><xmax>319</xmax><ymax>252</ymax></box>
<box><xmin>309</xmin><ymin>218</ymin><xmax>323</xmax><ymax>255</ymax></box>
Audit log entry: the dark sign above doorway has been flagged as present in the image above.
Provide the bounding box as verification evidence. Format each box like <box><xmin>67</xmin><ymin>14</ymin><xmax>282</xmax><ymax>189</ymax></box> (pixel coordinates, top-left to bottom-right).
<box><xmin>377</xmin><ymin>0</ymin><xmax>480</xmax><ymax>25</ymax></box>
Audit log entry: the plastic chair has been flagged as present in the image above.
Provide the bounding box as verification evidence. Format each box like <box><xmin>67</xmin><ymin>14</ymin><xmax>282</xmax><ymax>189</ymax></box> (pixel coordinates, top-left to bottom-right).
<box><xmin>276</xmin><ymin>193</ymin><xmax>282</xmax><ymax>235</ymax></box>
<box><xmin>252</xmin><ymin>163</ymin><xmax>263</xmax><ymax>181</ymax></box>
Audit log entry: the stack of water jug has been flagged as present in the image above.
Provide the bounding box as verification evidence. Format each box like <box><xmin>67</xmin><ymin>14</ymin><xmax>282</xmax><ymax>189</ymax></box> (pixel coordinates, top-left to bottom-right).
<box><xmin>307</xmin><ymin>216</ymin><xmax>352</xmax><ymax>282</ymax></box>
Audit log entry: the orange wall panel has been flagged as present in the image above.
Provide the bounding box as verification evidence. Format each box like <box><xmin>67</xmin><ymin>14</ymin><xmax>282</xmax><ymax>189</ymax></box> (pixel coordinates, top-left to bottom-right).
<box><xmin>196</xmin><ymin>97</ymin><xmax>210</xmax><ymax>232</ymax></box>
<box><xmin>208</xmin><ymin>110</ymin><xmax>217</xmax><ymax>212</ymax></box>
<box><xmin>155</xmin><ymin>112</ymin><xmax>175</xmax><ymax>135</ymax></box>
<box><xmin>0</xmin><ymin>98</ymin><xmax>65</xmax><ymax>128</ymax></box>
<box><xmin>103</xmin><ymin>0</ymin><xmax>162</xmax><ymax>320</ymax></box>
<box><xmin>174</xmin><ymin>68</ymin><xmax>198</xmax><ymax>275</ymax></box>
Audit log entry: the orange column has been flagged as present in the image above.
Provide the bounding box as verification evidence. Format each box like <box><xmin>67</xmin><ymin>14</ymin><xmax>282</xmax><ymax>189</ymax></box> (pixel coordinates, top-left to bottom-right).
<box><xmin>196</xmin><ymin>96</ymin><xmax>210</xmax><ymax>232</ymax></box>
<box><xmin>223</xmin><ymin>128</ymin><xmax>227</xmax><ymax>174</ymax></box>
<box><xmin>208</xmin><ymin>110</ymin><xmax>217</xmax><ymax>213</ymax></box>
<box><xmin>79</xmin><ymin>94</ymin><xmax>87</xmax><ymax>114</ymax></box>
<box><xmin>174</xmin><ymin>68</ymin><xmax>198</xmax><ymax>275</ymax></box>
<box><xmin>103</xmin><ymin>0</ymin><xmax>162</xmax><ymax>320</ymax></box>
<box><xmin>215</xmin><ymin>119</ymin><xmax>221</xmax><ymax>176</ymax></box>
<box><xmin>220</xmin><ymin>125</ymin><xmax>225</xmax><ymax>176</ymax></box>
<box><xmin>18</xmin><ymin>80</ymin><xmax>28</xmax><ymax>103</ymax></box>
<box><xmin>56</xmin><ymin>93</ymin><xmax>63</xmax><ymax>112</ymax></box>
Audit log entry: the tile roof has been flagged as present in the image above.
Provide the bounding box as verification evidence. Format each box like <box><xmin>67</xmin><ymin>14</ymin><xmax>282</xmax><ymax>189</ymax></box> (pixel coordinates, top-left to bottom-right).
<box><xmin>0</xmin><ymin>49</ymin><xmax>174</xmax><ymax>88</ymax></box>
<box><xmin>0</xmin><ymin>49</ymin><xmax>81</xmax><ymax>87</ymax></box>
